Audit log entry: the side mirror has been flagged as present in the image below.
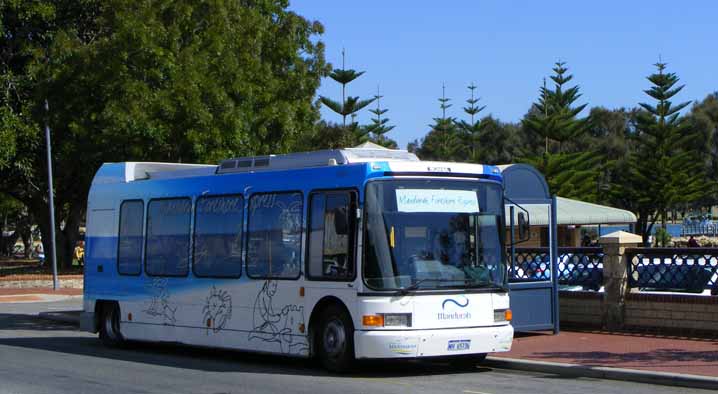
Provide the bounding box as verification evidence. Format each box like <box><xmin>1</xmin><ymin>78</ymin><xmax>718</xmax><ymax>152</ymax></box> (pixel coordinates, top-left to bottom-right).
<box><xmin>518</xmin><ymin>212</ymin><xmax>530</xmax><ymax>242</ymax></box>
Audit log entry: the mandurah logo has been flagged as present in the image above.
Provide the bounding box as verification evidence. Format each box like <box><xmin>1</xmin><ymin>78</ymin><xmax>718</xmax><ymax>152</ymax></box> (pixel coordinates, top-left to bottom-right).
<box><xmin>441</xmin><ymin>297</ymin><xmax>469</xmax><ymax>310</ymax></box>
<box><xmin>438</xmin><ymin>296</ymin><xmax>471</xmax><ymax>321</ymax></box>
<box><xmin>388</xmin><ymin>342</ymin><xmax>417</xmax><ymax>355</ymax></box>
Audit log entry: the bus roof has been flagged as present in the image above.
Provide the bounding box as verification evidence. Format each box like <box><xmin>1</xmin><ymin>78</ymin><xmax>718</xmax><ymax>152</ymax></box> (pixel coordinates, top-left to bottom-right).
<box><xmin>91</xmin><ymin>144</ymin><xmax>502</xmax><ymax>186</ymax></box>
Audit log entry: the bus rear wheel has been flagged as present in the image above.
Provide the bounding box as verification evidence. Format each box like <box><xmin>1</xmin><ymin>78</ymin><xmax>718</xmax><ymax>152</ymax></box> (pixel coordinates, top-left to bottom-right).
<box><xmin>99</xmin><ymin>302</ymin><xmax>124</xmax><ymax>347</ymax></box>
<box><xmin>317</xmin><ymin>304</ymin><xmax>355</xmax><ymax>373</ymax></box>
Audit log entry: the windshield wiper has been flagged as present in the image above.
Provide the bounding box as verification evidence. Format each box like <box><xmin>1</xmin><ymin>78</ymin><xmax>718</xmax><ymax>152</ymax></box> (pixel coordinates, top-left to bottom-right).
<box><xmin>444</xmin><ymin>279</ymin><xmax>510</xmax><ymax>292</ymax></box>
<box><xmin>395</xmin><ymin>278</ymin><xmax>508</xmax><ymax>295</ymax></box>
<box><xmin>395</xmin><ymin>278</ymin><xmax>444</xmax><ymax>295</ymax></box>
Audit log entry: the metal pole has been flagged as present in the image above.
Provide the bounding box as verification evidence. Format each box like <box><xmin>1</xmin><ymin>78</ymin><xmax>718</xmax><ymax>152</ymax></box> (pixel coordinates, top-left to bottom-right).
<box><xmin>509</xmin><ymin>206</ymin><xmax>516</xmax><ymax>279</ymax></box>
<box><xmin>44</xmin><ymin>100</ymin><xmax>59</xmax><ymax>290</ymax></box>
<box><xmin>550</xmin><ymin>195</ymin><xmax>560</xmax><ymax>334</ymax></box>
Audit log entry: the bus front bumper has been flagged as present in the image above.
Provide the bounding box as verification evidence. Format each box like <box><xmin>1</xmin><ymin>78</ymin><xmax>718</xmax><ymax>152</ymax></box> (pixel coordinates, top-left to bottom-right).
<box><xmin>354</xmin><ymin>324</ymin><xmax>513</xmax><ymax>359</ymax></box>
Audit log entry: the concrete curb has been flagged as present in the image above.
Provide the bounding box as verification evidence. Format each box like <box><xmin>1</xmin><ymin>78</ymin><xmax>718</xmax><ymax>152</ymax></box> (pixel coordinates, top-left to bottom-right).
<box><xmin>485</xmin><ymin>356</ymin><xmax>718</xmax><ymax>390</ymax></box>
<box><xmin>37</xmin><ymin>311</ymin><xmax>81</xmax><ymax>325</ymax></box>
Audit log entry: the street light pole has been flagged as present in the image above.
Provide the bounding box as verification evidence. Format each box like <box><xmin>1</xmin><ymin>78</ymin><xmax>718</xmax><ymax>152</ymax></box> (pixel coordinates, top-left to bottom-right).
<box><xmin>44</xmin><ymin>99</ymin><xmax>59</xmax><ymax>290</ymax></box>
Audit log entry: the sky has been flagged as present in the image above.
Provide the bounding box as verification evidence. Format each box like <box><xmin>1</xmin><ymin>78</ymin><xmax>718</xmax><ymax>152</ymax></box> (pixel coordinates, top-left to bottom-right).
<box><xmin>289</xmin><ymin>0</ymin><xmax>718</xmax><ymax>149</ymax></box>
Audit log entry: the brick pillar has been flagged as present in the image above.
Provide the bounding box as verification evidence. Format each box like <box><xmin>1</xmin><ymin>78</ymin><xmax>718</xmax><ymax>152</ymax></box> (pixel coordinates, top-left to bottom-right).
<box><xmin>598</xmin><ymin>230</ymin><xmax>642</xmax><ymax>330</ymax></box>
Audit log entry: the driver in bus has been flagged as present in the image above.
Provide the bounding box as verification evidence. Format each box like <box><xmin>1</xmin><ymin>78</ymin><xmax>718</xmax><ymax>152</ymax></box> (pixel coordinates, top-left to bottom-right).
<box><xmin>432</xmin><ymin>230</ymin><xmax>468</xmax><ymax>266</ymax></box>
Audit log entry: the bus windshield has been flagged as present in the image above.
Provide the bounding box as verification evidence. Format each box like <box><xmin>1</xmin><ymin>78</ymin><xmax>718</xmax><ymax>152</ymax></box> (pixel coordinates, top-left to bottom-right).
<box><xmin>363</xmin><ymin>179</ymin><xmax>506</xmax><ymax>291</ymax></box>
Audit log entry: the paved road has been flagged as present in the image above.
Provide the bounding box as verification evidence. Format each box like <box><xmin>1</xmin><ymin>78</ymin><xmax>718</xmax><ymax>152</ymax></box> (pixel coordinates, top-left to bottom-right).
<box><xmin>0</xmin><ymin>301</ymin><xmax>713</xmax><ymax>394</ymax></box>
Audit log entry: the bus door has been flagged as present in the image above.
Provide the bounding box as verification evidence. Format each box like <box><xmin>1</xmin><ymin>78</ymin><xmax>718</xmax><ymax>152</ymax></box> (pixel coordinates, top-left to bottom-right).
<box><xmin>305</xmin><ymin>190</ymin><xmax>359</xmax><ymax>326</ymax></box>
<box><xmin>244</xmin><ymin>191</ymin><xmax>307</xmax><ymax>355</ymax></box>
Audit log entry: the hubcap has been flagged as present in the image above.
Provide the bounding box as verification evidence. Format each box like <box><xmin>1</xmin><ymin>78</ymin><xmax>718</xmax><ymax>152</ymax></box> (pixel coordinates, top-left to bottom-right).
<box><xmin>323</xmin><ymin>319</ymin><xmax>346</xmax><ymax>357</ymax></box>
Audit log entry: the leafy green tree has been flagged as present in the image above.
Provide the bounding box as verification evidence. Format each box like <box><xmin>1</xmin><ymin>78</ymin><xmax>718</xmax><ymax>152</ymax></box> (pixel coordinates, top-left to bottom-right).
<box><xmin>457</xmin><ymin>83</ymin><xmax>487</xmax><ymax>163</ymax></box>
<box><xmin>566</xmin><ymin>107</ymin><xmax>636</xmax><ymax>204</ymax></box>
<box><xmin>0</xmin><ymin>194</ymin><xmax>22</xmax><ymax>256</ymax></box>
<box><xmin>319</xmin><ymin>50</ymin><xmax>374</xmax><ymax>143</ymax></box>
<box><xmin>610</xmin><ymin>62</ymin><xmax>704</xmax><ymax>244</ymax></box>
<box><xmin>0</xmin><ymin>0</ymin><xmax>328</xmax><ymax>267</ymax></box>
<box><xmin>686</xmin><ymin>93</ymin><xmax>718</xmax><ymax>206</ymax></box>
<box><xmin>298</xmin><ymin>120</ymin><xmax>356</xmax><ymax>151</ymax></box>
<box><xmin>475</xmin><ymin>116</ymin><xmax>523</xmax><ymax>165</ymax></box>
<box><xmin>523</xmin><ymin>62</ymin><xmax>589</xmax><ymax>153</ymax></box>
<box><xmin>365</xmin><ymin>87</ymin><xmax>397</xmax><ymax>148</ymax></box>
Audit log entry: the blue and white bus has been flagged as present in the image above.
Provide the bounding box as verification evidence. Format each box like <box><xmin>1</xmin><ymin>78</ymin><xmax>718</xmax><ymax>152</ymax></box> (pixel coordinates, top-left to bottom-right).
<box><xmin>81</xmin><ymin>145</ymin><xmax>514</xmax><ymax>371</ymax></box>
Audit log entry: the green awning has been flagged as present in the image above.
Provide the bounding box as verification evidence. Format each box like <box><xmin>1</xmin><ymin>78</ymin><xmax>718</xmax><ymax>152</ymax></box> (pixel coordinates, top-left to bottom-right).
<box><xmin>506</xmin><ymin>196</ymin><xmax>637</xmax><ymax>226</ymax></box>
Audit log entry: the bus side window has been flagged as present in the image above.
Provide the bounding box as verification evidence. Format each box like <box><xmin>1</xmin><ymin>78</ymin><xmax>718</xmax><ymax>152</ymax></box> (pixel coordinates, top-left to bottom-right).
<box><xmin>193</xmin><ymin>195</ymin><xmax>243</xmax><ymax>278</ymax></box>
<box><xmin>246</xmin><ymin>192</ymin><xmax>303</xmax><ymax>279</ymax></box>
<box><xmin>307</xmin><ymin>190</ymin><xmax>356</xmax><ymax>281</ymax></box>
<box><xmin>118</xmin><ymin>200</ymin><xmax>144</xmax><ymax>275</ymax></box>
<box><xmin>145</xmin><ymin>198</ymin><xmax>192</xmax><ymax>277</ymax></box>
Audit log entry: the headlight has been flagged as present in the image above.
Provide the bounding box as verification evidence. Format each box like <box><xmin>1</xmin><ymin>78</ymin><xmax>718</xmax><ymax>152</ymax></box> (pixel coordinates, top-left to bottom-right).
<box><xmin>494</xmin><ymin>309</ymin><xmax>512</xmax><ymax>323</ymax></box>
<box><xmin>382</xmin><ymin>313</ymin><xmax>412</xmax><ymax>327</ymax></box>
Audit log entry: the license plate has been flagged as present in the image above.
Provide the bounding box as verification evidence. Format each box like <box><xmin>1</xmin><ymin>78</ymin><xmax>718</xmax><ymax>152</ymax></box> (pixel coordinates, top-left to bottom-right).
<box><xmin>447</xmin><ymin>340</ymin><xmax>471</xmax><ymax>351</ymax></box>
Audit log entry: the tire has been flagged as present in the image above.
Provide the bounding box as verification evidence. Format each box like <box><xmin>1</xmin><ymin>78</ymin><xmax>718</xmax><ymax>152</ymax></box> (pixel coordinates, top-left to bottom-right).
<box><xmin>316</xmin><ymin>304</ymin><xmax>355</xmax><ymax>373</ymax></box>
<box><xmin>449</xmin><ymin>353</ymin><xmax>488</xmax><ymax>370</ymax></box>
<box><xmin>99</xmin><ymin>303</ymin><xmax>124</xmax><ymax>347</ymax></box>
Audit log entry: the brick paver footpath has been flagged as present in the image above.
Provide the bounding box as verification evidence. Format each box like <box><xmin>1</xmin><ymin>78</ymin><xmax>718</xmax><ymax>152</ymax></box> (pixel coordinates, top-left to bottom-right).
<box><xmin>496</xmin><ymin>330</ymin><xmax>718</xmax><ymax>377</ymax></box>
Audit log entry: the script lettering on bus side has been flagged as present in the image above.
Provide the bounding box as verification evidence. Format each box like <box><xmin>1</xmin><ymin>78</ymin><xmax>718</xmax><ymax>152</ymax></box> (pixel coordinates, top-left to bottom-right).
<box><xmin>197</xmin><ymin>196</ymin><xmax>243</xmax><ymax>215</ymax></box>
<box><xmin>156</xmin><ymin>199</ymin><xmax>192</xmax><ymax>216</ymax></box>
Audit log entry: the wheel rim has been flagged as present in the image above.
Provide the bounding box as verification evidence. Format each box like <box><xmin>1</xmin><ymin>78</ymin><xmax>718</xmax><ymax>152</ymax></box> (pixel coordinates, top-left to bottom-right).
<box><xmin>322</xmin><ymin>318</ymin><xmax>346</xmax><ymax>358</ymax></box>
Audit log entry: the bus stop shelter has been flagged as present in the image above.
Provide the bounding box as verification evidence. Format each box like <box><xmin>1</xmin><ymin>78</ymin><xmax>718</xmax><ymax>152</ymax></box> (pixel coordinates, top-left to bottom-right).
<box><xmin>499</xmin><ymin>164</ymin><xmax>560</xmax><ymax>333</ymax></box>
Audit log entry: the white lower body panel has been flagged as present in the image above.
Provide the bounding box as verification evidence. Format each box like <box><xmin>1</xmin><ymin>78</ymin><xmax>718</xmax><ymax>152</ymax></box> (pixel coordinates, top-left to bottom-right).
<box><xmin>354</xmin><ymin>324</ymin><xmax>513</xmax><ymax>359</ymax></box>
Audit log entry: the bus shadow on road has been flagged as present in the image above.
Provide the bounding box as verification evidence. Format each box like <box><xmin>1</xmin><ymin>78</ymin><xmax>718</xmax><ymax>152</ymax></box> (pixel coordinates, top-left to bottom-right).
<box><xmin>0</xmin><ymin>314</ymin><xmax>494</xmax><ymax>378</ymax></box>
<box><xmin>0</xmin><ymin>313</ymin><xmax>78</xmax><ymax>332</ymax></box>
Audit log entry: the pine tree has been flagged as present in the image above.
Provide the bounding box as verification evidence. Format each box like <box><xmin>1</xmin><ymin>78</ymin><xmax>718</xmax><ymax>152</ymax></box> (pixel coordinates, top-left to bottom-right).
<box><xmin>457</xmin><ymin>83</ymin><xmax>487</xmax><ymax>163</ymax></box>
<box><xmin>418</xmin><ymin>84</ymin><xmax>464</xmax><ymax>160</ymax></box>
<box><xmin>319</xmin><ymin>50</ymin><xmax>375</xmax><ymax>144</ymax></box>
<box><xmin>524</xmin><ymin>61</ymin><xmax>589</xmax><ymax>153</ymax></box>
<box><xmin>524</xmin><ymin>151</ymin><xmax>603</xmax><ymax>201</ymax></box>
<box><xmin>612</xmin><ymin>62</ymin><xmax>704</xmax><ymax>244</ymax></box>
<box><xmin>365</xmin><ymin>87</ymin><xmax>397</xmax><ymax>148</ymax></box>
<box><xmin>521</xmin><ymin>61</ymin><xmax>600</xmax><ymax>202</ymax></box>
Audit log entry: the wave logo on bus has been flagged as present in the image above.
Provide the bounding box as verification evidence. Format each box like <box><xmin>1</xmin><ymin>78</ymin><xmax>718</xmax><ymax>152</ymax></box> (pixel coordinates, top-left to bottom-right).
<box><xmin>438</xmin><ymin>296</ymin><xmax>471</xmax><ymax>321</ymax></box>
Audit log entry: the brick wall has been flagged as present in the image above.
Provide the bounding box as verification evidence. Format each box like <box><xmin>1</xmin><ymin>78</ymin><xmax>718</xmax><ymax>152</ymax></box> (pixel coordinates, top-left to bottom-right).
<box><xmin>559</xmin><ymin>291</ymin><xmax>603</xmax><ymax>327</ymax></box>
<box><xmin>559</xmin><ymin>291</ymin><xmax>718</xmax><ymax>335</ymax></box>
<box><xmin>624</xmin><ymin>293</ymin><xmax>718</xmax><ymax>333</ymax></box>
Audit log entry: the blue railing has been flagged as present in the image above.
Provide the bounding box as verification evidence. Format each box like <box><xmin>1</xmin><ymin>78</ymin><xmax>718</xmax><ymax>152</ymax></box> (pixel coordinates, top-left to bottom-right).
<box><xmin>681</xmin><ymin>223</ymin><xmax>718</xmax><ymax>237</ymax></box>
<box><xmin>509</xmin><ymin>248</ymin><xmax>550</xmax><ymax>282</ymax></box>
<box><xmin>625</xmin><ymin>248</ymin><xmax>718</xmax><ymax>294</ymax></box>
<box><xmin>509</xmin><ymin>247</ymin><xmax>604</xmax><ymax>291</ymax></box>
<box><xmin>558</xmin><ymin>247</ymin><xmax>604</xmax><ymax>291</ymax></box>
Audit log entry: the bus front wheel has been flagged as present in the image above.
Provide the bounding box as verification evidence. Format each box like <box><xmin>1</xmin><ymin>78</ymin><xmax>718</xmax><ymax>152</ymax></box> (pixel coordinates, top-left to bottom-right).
<box><xmin>99</xmin><ymin>302</ymin><xmax>124</xmax><ymax>347</ymax></box>
<box><xmin>317</xmin><ymin>304</ymin><xmax>355</xmax><ymax>373</ymax></box>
